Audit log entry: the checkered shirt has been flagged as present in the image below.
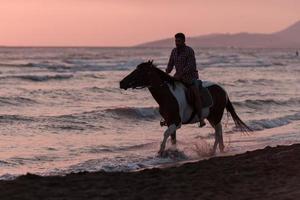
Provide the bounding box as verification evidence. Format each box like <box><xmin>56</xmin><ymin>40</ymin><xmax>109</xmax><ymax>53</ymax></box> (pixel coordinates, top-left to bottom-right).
<box><xmin>166</xmin><ymin>45</ymin><xmax>199</xmax><ymax>83</ymax></box>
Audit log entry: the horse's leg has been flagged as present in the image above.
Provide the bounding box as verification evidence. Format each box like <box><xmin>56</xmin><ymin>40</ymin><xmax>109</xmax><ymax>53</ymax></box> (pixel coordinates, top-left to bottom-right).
<box><xmin>211</xmin><ymin>124</ymin><xmax>218</xmax><ymax>155</ymax></box>
<box><xmin>211</xmin><ymin>123</ymin><xmax>224</xmax><ymax>155</ymax></box>
<box><xmin>206</xmin><ymin>84</ymin><xmax>227</xmax><ymax>155</ymax></box>
<box><xmin>158</xmin><ymin>124</ymin><xmax>177</xmax><ymax>156</ymax></box>
<box><xmin>170</xmin><ymin>131</ymin><xmax>176</xmax><ymax>145</ymax></box>
<box><xmin>217</xmin><ymin>122</ymin><xmax>225</xmax><ymax>152</ymax></box>
<box><xmin>206</xmin><ymin>120</ymin><xmax>222</xmax><ymax>155</ymax></box>
<box><xmin>215</xmin><ymin>123</ymin><xmax>224</xmax><ymax>152</ymax></box>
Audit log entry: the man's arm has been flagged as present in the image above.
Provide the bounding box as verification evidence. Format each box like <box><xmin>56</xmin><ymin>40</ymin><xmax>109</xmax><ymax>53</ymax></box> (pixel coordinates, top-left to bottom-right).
<box><xmin>166</xmin><ymin>49</ymin><xmax>175</xmax><ymax>74</ymax></box>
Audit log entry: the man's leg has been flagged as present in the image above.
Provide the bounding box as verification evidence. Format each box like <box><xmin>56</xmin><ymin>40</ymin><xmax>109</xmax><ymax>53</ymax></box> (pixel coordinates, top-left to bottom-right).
<box><xmin>190</xmin><ymin>84</ymin><xmax>206</xmax><ymax>127</ymax></box>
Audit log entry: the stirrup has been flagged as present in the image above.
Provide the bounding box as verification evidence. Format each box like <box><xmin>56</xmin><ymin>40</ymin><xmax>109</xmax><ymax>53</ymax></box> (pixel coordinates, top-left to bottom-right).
<box><xmin>160</xmin><ymin>119</ymin><xmax>167</xmax><ymax>127</ymax></box>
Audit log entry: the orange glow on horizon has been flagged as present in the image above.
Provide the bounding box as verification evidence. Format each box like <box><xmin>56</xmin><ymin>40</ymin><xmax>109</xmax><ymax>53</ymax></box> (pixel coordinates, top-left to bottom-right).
<box><xmin>0</xmin><ymin>0</ymin><xmax>300</xmax><ymax>46</ymax></box>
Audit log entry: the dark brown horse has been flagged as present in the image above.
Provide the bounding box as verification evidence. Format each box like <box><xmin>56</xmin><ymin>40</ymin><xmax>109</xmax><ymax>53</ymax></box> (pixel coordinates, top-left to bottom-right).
<box><xmin>120</xmin><ymin>61</ymin><xmax>252</xmax><ymax>156</ymax></box>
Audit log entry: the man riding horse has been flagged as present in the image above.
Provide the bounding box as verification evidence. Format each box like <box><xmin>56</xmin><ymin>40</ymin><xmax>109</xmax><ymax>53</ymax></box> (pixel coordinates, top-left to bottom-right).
<box><xmin>166</xmin><ymin>33</ymin><xmax>206</xmax><ymax>127</ymax></box>
<box><xmin>120</xmin><ymin>34</ymin><xmax>252</xmax><ymax>156</ymax></box>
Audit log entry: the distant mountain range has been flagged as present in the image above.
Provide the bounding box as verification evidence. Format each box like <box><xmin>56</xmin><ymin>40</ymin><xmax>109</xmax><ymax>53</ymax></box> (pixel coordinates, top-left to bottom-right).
<box><xmin>138</xmin><ymin>20</ymin><xmax>300</xmax><ymax>48</ymax></box>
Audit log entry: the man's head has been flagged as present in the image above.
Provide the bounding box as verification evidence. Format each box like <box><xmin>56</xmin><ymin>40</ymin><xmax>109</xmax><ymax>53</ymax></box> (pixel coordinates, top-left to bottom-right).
<box><xmin>175</xmin><ymin>33</ymin><xmax>185</xmax><ymax>48</ymax></box>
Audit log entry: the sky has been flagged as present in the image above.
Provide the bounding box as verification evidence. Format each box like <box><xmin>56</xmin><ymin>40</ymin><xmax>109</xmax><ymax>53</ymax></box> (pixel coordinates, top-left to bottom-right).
<box><xmin>0</xmin><ymin>0</ymin><xmax>300</xmax><ymax>47</ymax></box>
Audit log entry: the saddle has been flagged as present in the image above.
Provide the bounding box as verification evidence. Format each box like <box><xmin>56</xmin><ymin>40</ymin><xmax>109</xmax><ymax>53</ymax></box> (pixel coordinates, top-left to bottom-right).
<box><xmin>185</xmin><ymin>80</ymin><xmax>213</xmax><ymax>108</ymax></box>
<box><xmin>160</xmin><ymin>80</ymin><xmax>213</xmax><ymax>127</ymax></box>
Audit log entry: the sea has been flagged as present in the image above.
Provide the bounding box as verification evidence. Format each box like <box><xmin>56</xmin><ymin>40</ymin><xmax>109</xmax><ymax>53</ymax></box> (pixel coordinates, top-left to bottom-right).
<box><xmin>0</xmin><ymin>47</ymin><xmax>299</xmax><ymax>180</ymax></box>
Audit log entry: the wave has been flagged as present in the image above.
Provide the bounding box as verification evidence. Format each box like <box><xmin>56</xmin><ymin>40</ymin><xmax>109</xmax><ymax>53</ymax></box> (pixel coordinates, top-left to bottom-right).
<box><xmin>43</xmin><ymin>107</ymin><xmax>160</xmax><ymax>131</ymax></box>
<box><xmin>0</xmin><ymin>97</ymin><xmax>38</xmax><ymax>106</ymax></box>
<box><xmin>247</xmin><ymin>112</ymin><xmax>300</xmax><ymax>131</ymax></box>
<box><xmin>20</xmin><ymin>59</ymin><xmax>136</xmax><ymax>72</ymax></box>
<box><xmin>1</xmin><ymin>74</ymin><xmax>73</xmax><ymax>82</ymax></box>
<box><xmin>0</xmin><ymin>106</ymin><xmax>157</xmax><ymax>132</ymax></box>
<box><xmin>0</xmin><ymin>173</ymin><xmax>17</xmax><ymax>181</ymax></box>
<box><xmin>235</xmin><ymin>78</ymin><xmax>277</xmax><ymax>85</ymax></box>
<box><xmin>233</xmin><ymin>98</ymin><xmax>300</xmax><ymax>109</ymax></box>
<box><xmin>86</xmin><ymin>87</ymin><xmax>119</xmax><ymax>93</ymax></box>
<box><xmin>0</xmin><ymin>62</ymin><xmax>30</xmax><ymax>68</ymax></box>
<box><xmin>104</xmin><ymin>106</ymin><xmax>160</xmax><ymax>119</ymax></box>
<box><xmin>66</xmin><ymin>152</ymin><xmax>188</xmax><ymax>174</ymax></box>
<box><xmin>0</xmin><ymin>115</ymin><xmax>34</xmax><ymax>123</ymax></box>
<box><xmin>82</xmin><ymin>142</ymin><xmax>157</xmax><ymax>154</ymax></box>
<box><xmin>0</xmin><ymin>57</ymin><xmax>139</xmax><ymax>72</ymax></box>
<box><xmin>0</xmin><ymin>61</ymin><xmax>72</xmax><ymax>72</ymax></box>
<box><xmin>0</xmin><ymin>160</ymin><xmax>12</xmax><ymax>166</ymax></box>
<box><xmin>82</xmin><ymin>74</ymin><xmax>105</xmax><ymax>79</ymax></box>
<box><xmin>199</xmin><ymin>54</ymin><xmax>281</xmax><ymax>68</ymax></box>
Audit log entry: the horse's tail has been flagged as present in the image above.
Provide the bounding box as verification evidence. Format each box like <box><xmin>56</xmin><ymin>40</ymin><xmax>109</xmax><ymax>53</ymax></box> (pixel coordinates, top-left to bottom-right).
<box><xmin>226</xmin><ymin>97</ymin><xmax>253</xmax><ymax>133</ymax></box>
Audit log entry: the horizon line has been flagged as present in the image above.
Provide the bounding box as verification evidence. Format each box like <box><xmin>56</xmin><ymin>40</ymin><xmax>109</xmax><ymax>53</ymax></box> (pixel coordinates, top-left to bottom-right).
<box><xmin>1</xmin><ymin>19</ymin><xmax>299</xmax><ymax>48</ymax></box>
<box><xmin>0</xmin><ymin>46</ymin><xmax>299</xmax><ymax>50</ymax></box>
<box><xmin>0</xmin><ymin>45</ymin><xmax>139</xmax><ymax>48</ymax></box>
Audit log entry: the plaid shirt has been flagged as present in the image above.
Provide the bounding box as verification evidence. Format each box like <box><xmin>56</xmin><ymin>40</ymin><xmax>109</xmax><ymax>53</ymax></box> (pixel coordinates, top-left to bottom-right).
<box><xmin>166</xmin><ymin>45</ymin><xmax>199</xmax><ymax>83</ymax></box>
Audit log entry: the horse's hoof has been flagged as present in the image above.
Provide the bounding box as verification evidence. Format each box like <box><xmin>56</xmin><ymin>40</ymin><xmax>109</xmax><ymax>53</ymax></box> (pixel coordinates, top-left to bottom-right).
<box><xmin>209</xmin><ymin>149</ymin><xmax>216</xmax><ymax>156</ymax></box>
<box><xmin>171</xmin><ymin>139</ymin><xmax>176</xmax><ymax>145</ymax></box>
<box><xmin>158</xmin><ymin>150</ymin><xmax>164</xmax><ymax>157</ymax></box>
<box><xmin>219</xmin><ymin>145</ymin><xmax>225</xmax><ymax>153</ymax></box>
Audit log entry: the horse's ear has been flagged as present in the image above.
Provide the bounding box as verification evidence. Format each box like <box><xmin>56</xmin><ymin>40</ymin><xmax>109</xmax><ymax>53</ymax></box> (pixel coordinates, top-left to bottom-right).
<box><xmin>147</xmin><ymin>60</ymin><xmax>153</xmax><ymax>66</ymax></box>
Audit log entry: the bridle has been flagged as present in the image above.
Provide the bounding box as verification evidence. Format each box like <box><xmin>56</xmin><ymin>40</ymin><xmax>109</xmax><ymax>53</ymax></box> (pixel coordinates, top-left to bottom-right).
<box><xmin>148</xmin><ymin>81</ymin><xmax>167</xmax><ymax>89</ymax></box>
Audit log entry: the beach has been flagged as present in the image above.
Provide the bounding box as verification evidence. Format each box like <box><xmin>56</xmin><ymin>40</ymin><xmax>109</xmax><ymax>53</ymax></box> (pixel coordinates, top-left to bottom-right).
<box><xmin>0</xmin><ymin>143</ymin><xmax>299</xmax><ymax>200</ymax></box>
<box><xmin>0</xmin><ymin>47</ymin><xmax>299</xmax><ymax>179</ymax></box>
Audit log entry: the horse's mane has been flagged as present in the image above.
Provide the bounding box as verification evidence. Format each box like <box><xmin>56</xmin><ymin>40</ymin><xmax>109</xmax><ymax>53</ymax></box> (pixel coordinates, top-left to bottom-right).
<box><xmin>150</xmin><ymin>64</ymin><xmax>177</xmax><ymax>86</ymax></box>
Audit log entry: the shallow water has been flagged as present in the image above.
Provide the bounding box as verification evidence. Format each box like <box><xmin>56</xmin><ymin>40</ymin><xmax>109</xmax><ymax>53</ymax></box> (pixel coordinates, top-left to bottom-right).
<box><xmin>0</xmin><ymin>47</ymin><xmax>299</xmax><ymax>179</ymax></box>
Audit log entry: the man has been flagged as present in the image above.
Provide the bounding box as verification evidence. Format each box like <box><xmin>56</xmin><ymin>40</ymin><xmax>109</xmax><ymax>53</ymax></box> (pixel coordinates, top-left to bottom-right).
<box><xmin>166</xmin><ymin>33</ymin><xmax>206</xmax><ymax>127</ymax></box>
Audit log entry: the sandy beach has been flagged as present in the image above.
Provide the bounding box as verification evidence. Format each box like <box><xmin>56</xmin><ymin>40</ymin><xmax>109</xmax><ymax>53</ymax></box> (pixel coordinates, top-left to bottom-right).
<box><xmin>1</xmin><ymin>1</ymin><xmax>300</xmax><ymax>199</ymax></box>
<box><xmin>0</xmin><ymin>143</ymin><xmax>299</xmax><ymax>200</ymax></box>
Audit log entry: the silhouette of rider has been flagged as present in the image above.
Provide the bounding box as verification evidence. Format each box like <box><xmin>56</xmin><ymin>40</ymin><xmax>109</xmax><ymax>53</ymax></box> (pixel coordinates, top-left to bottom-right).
<box><xmin>166</xmin><ymin>33</ymin><xmax>206</xmax><ymax>127</ymax></box>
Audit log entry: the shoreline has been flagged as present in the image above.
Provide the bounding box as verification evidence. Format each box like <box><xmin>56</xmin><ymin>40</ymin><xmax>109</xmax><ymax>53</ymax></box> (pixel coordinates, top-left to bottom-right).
<box><xmin>0</xmin><ymin>144</ymin><xmax>299</xmax><ymax>200</ymax></box>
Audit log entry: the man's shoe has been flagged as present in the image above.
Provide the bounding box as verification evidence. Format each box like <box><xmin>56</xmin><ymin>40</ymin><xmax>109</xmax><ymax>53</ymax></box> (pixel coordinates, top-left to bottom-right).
<box><xmin>198</xmin><ymin>120</ymin><xmax>206</xmax><ymax>128</ymax></box>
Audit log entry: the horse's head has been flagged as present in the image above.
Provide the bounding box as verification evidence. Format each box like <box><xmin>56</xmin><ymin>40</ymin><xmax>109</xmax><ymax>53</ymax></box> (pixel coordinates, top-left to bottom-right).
<box><xmin>120</xmin><ymin>60</ymin><xmax>155</xmax><ymax>90</ymax></box>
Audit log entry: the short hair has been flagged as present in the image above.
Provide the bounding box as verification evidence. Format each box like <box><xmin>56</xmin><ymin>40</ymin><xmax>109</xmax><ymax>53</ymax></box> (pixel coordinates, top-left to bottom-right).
<box><xmin>175</xmin><ymin>33</ymin><xmax>185</xmax><ymax>41</ymax></box>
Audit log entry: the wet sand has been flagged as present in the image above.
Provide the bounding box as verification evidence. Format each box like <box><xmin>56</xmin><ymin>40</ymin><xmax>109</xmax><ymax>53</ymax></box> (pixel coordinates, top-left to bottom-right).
<box><xmin>0</xmin><ymin>144</ymin><xmax>299</xmax><ymax>200</ymax></box>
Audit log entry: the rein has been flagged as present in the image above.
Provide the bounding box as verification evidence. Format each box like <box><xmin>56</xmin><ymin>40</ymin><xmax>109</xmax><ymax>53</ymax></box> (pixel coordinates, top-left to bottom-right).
<box><xmin>148</xmin><ymin>81</ymin><xmax>167</xmax><ymax>89</ymax></box>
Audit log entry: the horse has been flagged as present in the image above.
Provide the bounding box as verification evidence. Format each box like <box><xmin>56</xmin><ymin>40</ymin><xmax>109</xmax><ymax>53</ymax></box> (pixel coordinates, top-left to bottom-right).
<box><xmin>120</xmin><ymin>61</ymin><xmax>252</xmax><ymax>156</ymax></box>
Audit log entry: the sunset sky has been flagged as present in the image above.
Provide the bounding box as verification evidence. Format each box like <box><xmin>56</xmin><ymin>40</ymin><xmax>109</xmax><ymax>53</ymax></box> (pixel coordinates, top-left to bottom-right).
<box><xmin>1</xmin><ymin>0</ymin><xmax>300</xmax><ymax>47</ymax></box>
